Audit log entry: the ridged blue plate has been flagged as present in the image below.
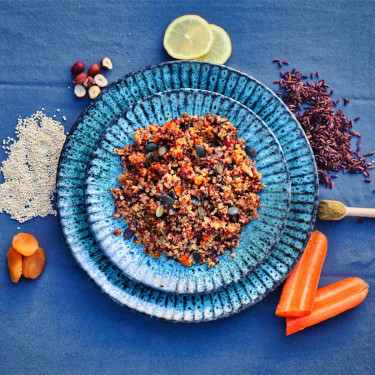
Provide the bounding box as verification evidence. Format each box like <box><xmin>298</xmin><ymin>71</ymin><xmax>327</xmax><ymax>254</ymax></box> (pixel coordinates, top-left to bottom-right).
<box><xmin>57</xmin><ymin>61</ymin><xmax>318</xmax><ymax>322</ymax></box>
<box><xmin>85</xmin><ymin>89</ymin><xmax>291</xmax><ymax>294</ymax></box>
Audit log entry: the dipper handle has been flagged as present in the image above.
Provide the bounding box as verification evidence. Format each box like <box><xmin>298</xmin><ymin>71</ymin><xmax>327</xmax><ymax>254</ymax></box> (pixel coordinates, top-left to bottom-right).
<box><xmin>345</xmin><ymin>207</ymin><xmax>375</xmax><ymax>218</ymax></box>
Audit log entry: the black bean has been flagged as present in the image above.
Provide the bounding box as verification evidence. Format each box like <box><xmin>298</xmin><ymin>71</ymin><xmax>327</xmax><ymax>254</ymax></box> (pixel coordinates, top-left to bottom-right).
<box><xmin>228</xmin><ymin>206</ymin><xmax>239</xmax><ymax>215</ymax></box>
<box><xmin>123</xmin><ymin>228</ymin><xmax>134</xmax><ymax>239</ymax></box>
<box><xmin>161</xmin><ymin>195</ymin><xmax>174</xmax><ymax>205</ymax></box>
<box><xmin>168</xmin><ymin>189</ymin><xmax>176</xmax><ymax>200</ymax></box>
<box><xmin>158</xmin><ymin>145</ymin><xmax>168</xmax><ymax>157</ymax></box>
<box><xmin>181</xmin><ymin>122</ymin><xmax>191</xmax><ymax>131</ymax></box>
<box><xmin>192</xmin><ymin>251</ymin><xmax>201</xmax><ymax>262</ymax></box>
<box><xmin>146</xmin><ymin>153</ymin><xmax>153</xmax><ymax>167</ymax></box>
<box><xmin>144</xmin><ymin>143</ymin><xmax>158</xmax><ymax>152</ymax></box>
<box><xmin>245</xmin><ymin>145</ymin><xmax>257</xmax><ymax>158</ymax></box>
<box><xmin>213</xmin><ymin>138</ymin><xmax>223</xmax><ymax>146</ymax></box>
<box><xmin>195</xmin><ymin>234</ymin><xmax>202</xmax><ymax>246</ymax></box>
<box><xmin>195</xmin><ymin>145</ymin><xmax>206</xmax><ymax>158</ymax></box>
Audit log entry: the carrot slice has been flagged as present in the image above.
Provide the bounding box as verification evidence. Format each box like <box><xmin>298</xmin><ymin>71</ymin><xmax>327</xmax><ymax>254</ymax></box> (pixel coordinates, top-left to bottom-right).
<box><xmin>7</xmin><ymin>247</ymin><xmax>22</xmax><ymax>283</ymax></box>
<box><xmin>276</xmin><ymin>231</ymin><xmax>327</xmax><ymax>317</ymax></box>
<box><xmin>22</xmin><ymin>247</ymin><xmax>46</xmax><ymax>279</ymax></box>
<box><xmin>174</xmin><ymin>185</ymin><xmax>182</xmax><ymax>197</ymax></box>
<box><xmin>12</xmin><ymin>233</ymin><xmax>39</xmax><ymax>256</ymax></box>
<box><xmin>286</xmin><ymin>277</ymin><xmax>369</xmax><ymax>335</ymax></box>
<box><xmin>179</xmin><ymin>254</ymin><xmax>193</xmax><ymax>266</ymax></box>
<box><xmin>152</xmin><ymin>251</ymin><xmax>160</xmax><ymax>259</ymax></box>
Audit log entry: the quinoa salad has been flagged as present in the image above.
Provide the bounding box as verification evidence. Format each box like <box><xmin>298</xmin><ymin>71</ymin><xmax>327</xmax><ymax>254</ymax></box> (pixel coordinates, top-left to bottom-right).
<box><xmin>110</xmin><ymin>113</ymin><xmax>264</xmax><ymax>268</ymax></box>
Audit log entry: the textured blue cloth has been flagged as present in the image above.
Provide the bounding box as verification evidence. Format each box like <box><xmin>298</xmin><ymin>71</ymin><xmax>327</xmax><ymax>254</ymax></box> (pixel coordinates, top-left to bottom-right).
<box><xmin>0</xmin><ymin>1</ymin><xmax>374</xmax><ymax>374</ymax></box>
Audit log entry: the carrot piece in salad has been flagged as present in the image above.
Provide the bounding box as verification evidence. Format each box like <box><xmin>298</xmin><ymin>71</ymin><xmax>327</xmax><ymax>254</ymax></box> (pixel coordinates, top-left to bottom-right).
<box><xmin>276</xmin><ymin>231</ymin><xmax>327</xmax><ymax>317</ymax></box>
<box><xmin>180</xmin><ymin>254</ymin><xmax>193</xmax><ymax>266</ymax></box>
<box><xmin>194</xmin><ymin>175</ymin><xmax>205</xmax><ymax>185</ymax></box>
<box><xmin>232</xmin><ymin>150</ymin><xmax>244</xmax><ymax>164</ymax></box>
<box><xmin>286</xmin><ymin>277</ymin><xmax>369</xmax><ymax>335</ymax></box>
<box><xmin>174</xmin><ymin>185</ymin><xmax>182</xmax><ymax>197</ymax></box>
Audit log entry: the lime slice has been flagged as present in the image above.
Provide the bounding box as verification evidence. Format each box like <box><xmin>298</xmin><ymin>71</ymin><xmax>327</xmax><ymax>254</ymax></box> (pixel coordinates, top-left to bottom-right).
<box><xmin>163</xmin><ymin>15</ymin><xmax>214</xmax><ymax>60</ymax></box>
<box><xmin>198</xmin><ymin>24</ymin><xmax>232</xmax><ymax>64</ymax></box>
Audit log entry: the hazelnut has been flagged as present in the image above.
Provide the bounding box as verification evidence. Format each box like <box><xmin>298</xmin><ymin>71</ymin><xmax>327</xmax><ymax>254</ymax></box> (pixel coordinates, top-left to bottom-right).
<box><xmin>94</xmin><ymin>74</ymin><xmax>108</xmax><ymax>88</ymax></box>
<box><xmin>88</xmin><ymin>63</ymin><xmax>100</xmax><ymax>77</ymax></box>
<box><xmin>74</xmin><ymin>84</ymin><xmax>86</xmax><ymax>98</ymax></box>
<box><xmin>88</xmin><ymin>85</ymin><xmax>101</xmax><ymax>99</ymax></box>
<box><xmin>73</xmin><ymin>73</ymin><xmax>87</xmax><ymax>85</ymax></box>
<box><xmin>71</xmin><ymin>61</ymin><xmax>85</xmax><ymax>75</ymax></box>
<box><xmin>83</xmin><ymin>76</ymin><xmax>95</xmax><ymax>88</ymax></box>
<box><xmin>101</xmin><ymin>57</ymin><xmax>113</xmax><ymax>70</ymax></box>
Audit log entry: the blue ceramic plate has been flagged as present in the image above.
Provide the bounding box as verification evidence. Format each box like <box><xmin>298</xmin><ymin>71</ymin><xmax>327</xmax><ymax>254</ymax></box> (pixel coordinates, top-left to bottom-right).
<box><xmin>85</xmin><ymin>89</ymin><xmax>291</xmax><ymax>294</ymax></box>
<box><xmin>57</xmin><ymin>61</ymin><xmax>318</xmax><ymax>322</ymax></box>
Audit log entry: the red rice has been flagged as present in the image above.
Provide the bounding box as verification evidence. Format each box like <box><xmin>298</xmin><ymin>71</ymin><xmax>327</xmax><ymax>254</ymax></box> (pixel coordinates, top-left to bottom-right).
<box><xmin>272</xmin><ymin>64</ymin><xmax>374</xmax><ymax>188</ymax></box>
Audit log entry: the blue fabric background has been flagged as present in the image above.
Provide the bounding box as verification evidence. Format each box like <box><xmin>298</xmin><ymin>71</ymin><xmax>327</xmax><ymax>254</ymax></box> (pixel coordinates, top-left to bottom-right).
<box><xmin>0</xmin><ymin>0</ymin><xmax>374</xmax><ymax>374</ymax></box>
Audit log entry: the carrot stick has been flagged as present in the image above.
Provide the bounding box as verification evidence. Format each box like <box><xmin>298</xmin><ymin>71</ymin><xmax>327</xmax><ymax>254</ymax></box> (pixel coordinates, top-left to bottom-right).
<box><xmin>286</xmin><ymin>277</ymin><xmax>369</xmax><ymax>335</ymax></box>
<box><xmin>276</xmin><ymin>231</ymin><xmax>327</xmax><ymax>317</ymax></box>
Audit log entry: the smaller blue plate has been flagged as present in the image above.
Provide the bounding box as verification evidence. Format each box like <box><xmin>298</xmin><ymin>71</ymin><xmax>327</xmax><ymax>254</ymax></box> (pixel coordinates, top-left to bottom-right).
<box><xmin>85</xmin><ymin>89</ymin><xmax>291</xmax><ymax>295</ymax></box>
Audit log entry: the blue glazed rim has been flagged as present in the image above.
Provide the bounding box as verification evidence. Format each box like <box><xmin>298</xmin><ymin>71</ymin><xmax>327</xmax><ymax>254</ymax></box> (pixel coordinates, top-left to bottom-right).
<box><xmin>84</xmin><ymin>88</ymin><xmax>291</xmax><ymax>295</ymax></box>
<box><xmin>56</xmin><ymin>61</ymin><xmax>319</xmax><ymax>322</ymax></box>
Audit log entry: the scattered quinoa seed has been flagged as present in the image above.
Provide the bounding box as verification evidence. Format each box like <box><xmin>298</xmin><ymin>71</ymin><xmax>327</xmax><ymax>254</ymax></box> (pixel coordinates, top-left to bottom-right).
<box><xmin>0</xmin><ymin>111</ymin><xmax>66</xmax><ymax>222</ymax></box>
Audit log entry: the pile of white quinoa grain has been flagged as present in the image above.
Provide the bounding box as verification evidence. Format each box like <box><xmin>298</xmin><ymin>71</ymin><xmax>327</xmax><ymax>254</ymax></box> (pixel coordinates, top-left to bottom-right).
<box><xmin>0</xmin><ymin>111</ymin><xmax>67</xmax><ymax>223</ymax></box>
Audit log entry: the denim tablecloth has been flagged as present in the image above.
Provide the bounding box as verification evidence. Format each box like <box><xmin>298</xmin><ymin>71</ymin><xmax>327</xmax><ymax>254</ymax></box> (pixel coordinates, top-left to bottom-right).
<box><xmin>0</xmin><ymin>1</ymin><xmax>374</xmax><ymax>374</ymax></box>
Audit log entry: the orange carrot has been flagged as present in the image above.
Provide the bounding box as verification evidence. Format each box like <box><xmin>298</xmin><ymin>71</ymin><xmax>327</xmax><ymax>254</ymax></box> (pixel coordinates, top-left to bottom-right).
<box><xmin>286</xmin><ymin>277</ymin><xmax>369</xmax><ymax>335</ymax></box>
<box><xmin>179</xmin><ymin>254</ymin><xmax>193</xmax><ymax>266</ymax></box>
<box><xmin>194</xmin><ymin>175</ymin><xmax>205</xmax><ymax>185</ymax></box>
<box><xmin>174</xmin><ymin>185</ymin><xmax>182</xmax><ymax>197</ymax></box>
<box><xmin>276</xmin><ymin>231</ymin><xmax>327</xmax><ymax>317</ymax></box>
<box><xmin>232</xmin><ymin>150</ymin><xmax>244</xmax><ymax>164</ymax></box>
